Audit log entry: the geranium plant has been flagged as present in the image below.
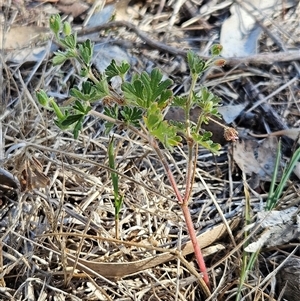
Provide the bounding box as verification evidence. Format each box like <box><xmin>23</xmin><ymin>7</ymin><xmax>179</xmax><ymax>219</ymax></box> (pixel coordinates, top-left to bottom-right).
<box><xmin>37</xmin><ymin>14</ymin><xmax>238</xmax><ymax>290</ymax></box>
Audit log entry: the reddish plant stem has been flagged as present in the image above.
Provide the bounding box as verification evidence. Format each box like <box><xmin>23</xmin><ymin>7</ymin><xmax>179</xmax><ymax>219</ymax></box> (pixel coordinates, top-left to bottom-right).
<box><xmin>152</xmin><ymin>141</ymin><xmax>210</xmax><ymax>289</ymax></box>
<box><xmin>90</xmin><ymin>110</ymin><xmax>210</xmax><ymax>288</ymax></box>
<box><xmin>181</xmin><ymin>203</ymin><xmax>210</xmax><ymax>286</ymax></box>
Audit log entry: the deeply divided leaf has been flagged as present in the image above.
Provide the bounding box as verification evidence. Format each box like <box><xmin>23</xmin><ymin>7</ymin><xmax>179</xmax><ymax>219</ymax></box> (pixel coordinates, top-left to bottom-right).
<box><xmin>144</xmin><ymin>103</ymin><xmax>181</xmax><ymax>149</ymax></box>
<box><xmin>70</xmin><ymin>81</ymin><xmax>107</xmax><ymax>102</ymax></box>
<box><xmin>122</xmin><ymin>80</ymin><xmax>145</xmax><ymax>107</ymax></box>
<box><xmin>61</xmin><ymin>114</ymin><xmax>84</xmax><ymax>127</ymax></box>
<box><xmin>191</xmin><ymin>131</ymin><xmax>221</xmax><ymax>154</ymax></box>
<box><xmin>187</xmin><ymin>50</ymin><xmax>208</xmax><ymax>76</ymax></box>
<box><xmin>78</xmin><ymin>39</ymin><xmax>93</xmax><ymax>66</ymax></box>
<box><xmin>53</xmin><ymin>51</ymin><xmax>68</xmax><ymax>65</ymax></box>
<box><xmin>120</xmin><ymin>106</ymin><xmax>143</xmax><ymax>127</ymax></box>
<box><xmin>104</xmin><ymin>105</ymin><xmax>119</xmax><ymax>133</ymax></box>
<box><xmin>122</xmin><ymin>68</ymin><xmax>173</xmax><ymax>109</ymax></box>
<box><xmin>172</xmin><ymin>96</ymin><xmax>188</xmax><ymax>108</ymax></box>
<box><xmin>106</xmin><ymin>59</ymin><xmax>130</xmax><ymax>81</ymax></box>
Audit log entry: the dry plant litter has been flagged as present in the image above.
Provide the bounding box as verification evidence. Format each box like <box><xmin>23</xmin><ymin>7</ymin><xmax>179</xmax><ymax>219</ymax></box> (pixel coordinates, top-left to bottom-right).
<box><xmin>1</xmin><ymin>1</ymin><xmax>300</xmax><ymax>300</ymax></box>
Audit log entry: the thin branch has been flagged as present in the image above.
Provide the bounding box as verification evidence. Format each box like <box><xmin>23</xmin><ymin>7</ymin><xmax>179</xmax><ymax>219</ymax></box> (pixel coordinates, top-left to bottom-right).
<box><xmin>78</xmin><ymin>20</ymin><xmax>300</xmax><ymax>66</ymax></box>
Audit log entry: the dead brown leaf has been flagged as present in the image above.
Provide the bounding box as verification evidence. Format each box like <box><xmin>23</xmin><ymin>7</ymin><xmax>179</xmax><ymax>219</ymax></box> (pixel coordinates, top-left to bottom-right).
<box><xmin>233</xmin><ymin>136</ymin><xmax>281</xmax><ymax>181</ymax></box>
<box><xmin>0</xmin><ymin>26</ymin><xmax>50</xmax><ymax>50</ymax></box>
<box><xmin>56</xmin><ymin>0</ymin><xmax>89</xmax><ymax>18</ymax></box>
<box><xmin>63</xmin><ymin>219</ymin><xmax>240</xmax><ymax>278</ymax></box>
<box><xmin>22</xmin><ymin>156</ymin><xmax>50</xmax><ymax>191</ymax></box>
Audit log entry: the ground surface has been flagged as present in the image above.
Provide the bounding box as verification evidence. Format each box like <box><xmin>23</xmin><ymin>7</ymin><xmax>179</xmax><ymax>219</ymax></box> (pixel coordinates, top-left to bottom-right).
<box><xmin>0</xmin><ymin>1</ymin><xmax>300</xmax><ymax>300</ymax></box>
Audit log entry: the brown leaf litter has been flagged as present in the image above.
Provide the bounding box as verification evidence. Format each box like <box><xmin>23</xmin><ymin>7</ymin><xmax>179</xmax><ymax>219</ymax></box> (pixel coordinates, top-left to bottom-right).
<box><xmin>1</xmin><ymin>0</ymin><xmax>300</xmax><ymax>300</ymax></box>
<box><xmin>232</xmin><ymin>136</ymin><xmax>282</xmax><ymax>186</ymax></box>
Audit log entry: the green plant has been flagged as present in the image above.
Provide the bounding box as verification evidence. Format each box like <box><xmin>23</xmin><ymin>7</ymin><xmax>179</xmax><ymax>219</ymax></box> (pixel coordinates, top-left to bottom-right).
<box><xmin>37</xmin><ymin>14</ymin><xmax>238</xmax><ymax>290</ymax></box>
<box><xmin>266</xmin><ymin>140</ymin><xmax>300</xmax><ymax>210</ymax></box>
<box><xmin>236</xmin><ymin>140</ymin><xmax>300</xmax><ymax>300</ymax></box>
<box><xmin>108</xmin><ymin>136</ymin><xmax>123</xmax><ymax>240</ymax></box>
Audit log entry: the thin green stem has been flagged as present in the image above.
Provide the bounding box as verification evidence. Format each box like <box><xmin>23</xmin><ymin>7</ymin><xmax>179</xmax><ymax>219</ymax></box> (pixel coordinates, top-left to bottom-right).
<box><xmin>265</xmin><ymin>139</ymin><xmax>281</xmax><ymax>210</ymax></box>
<box><xmin>185</xmin><ymin>74</ymin><xmax>197</xmax><ymax>136</ymax></box>
<box><xmin>236</xmin><ymin>183</ymin><xmax>251</xmax><ymax>300</ymax></box>
<box><xmin>267</xmin><ymin>145</ymin><xmax>300</xmax><ymax>210</ymax></box>
<box><xmin>183</xmin><ymin>75</ymin><xmax>197</xmax><ymax>204</ymax></box>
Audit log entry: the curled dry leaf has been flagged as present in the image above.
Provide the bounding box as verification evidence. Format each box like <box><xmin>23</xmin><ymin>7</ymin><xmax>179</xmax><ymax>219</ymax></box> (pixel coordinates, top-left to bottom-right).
<box><xmin>20</xmin><ymin>156</ymin><xmax>50</xmax><ymax>191</ymax></box>
<box><xmin>63</xmin><ymin>219</ymin><xmax>240</xmax><ymax>278</ymax></box>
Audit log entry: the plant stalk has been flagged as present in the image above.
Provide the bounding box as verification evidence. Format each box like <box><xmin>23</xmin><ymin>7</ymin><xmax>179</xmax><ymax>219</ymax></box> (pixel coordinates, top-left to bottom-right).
<box><xmin>152</xmin><ymin>140</ymin><xmax>210</xmax><ymax>288</ymax></box>
<box><xmin>181</xmin><ymin>202</ymin><xmax>210</xmax><ymax>286</ymax></box>
<box><xmin>90</xmin><ymin>109</ymin><xmax>210</xmax><ymax>288</ymax></box>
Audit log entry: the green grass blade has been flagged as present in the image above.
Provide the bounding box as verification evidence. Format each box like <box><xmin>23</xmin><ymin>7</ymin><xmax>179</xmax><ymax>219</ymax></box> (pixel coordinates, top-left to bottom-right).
<box><xmin>267</xmin><ymin>145</ymin><xmax>300</xmax><ymax>210</ymax></box>
<box><xmin>266</xmin><ymin>139</ymin><xmax>282</xmax><ymax>210</ymax></box>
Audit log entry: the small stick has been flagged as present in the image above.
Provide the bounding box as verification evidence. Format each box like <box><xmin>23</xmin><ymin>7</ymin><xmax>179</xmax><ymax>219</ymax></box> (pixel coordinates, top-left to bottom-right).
<box><xmin>249</xmin><ymin>129</ymin><xmax>300</xmax><ymax>143</ymax></box>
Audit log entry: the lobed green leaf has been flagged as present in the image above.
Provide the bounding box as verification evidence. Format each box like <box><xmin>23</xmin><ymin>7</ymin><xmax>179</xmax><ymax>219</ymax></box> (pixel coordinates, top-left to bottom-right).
<box><xmin>105</xmin><ymin>60</ymin><xmax>130</xmax><ymax>81</ymax></box>
<box><xmin>122</xmin><ymin>80</ymin><xmax>145</xmax><ymax>107</ymax></box>
<box><xmin>61</xmin><ymin>33</ymin><xmax>77</xmax><ymax>49</ymax></box>
<box><xmin>78</xmin><ymin>39</ymin><xmax>93</xmax><ymax>66</ymax></box>
<box><xmin>104</xmin><ymin>105</ymin><xmax>119</xmax><ymax>133</ymax></box>
<box><xmin>187</xmin><ymin>50</ymin><xmax>208</xmax><ymax>76</ymax></box>
<box><xmin>61</xmin><ymin>114</ymin><xmax>84</xmax><ymax>127</ymax></box>
<box><xmin>70</xmin><ymin>81</ymin><xmax>105</xmax><ymax>102</ymax></box>
<box><xmin>122</xmin><ymin>68</ymin><xmax>173</xmax><ymax>109</ymax></box>
<box><xmin>191</xmin><ymin>131</ymin><xmax>221</xmax><ymax>154</ymax></box>
<box><xmin>172</xmin><ymin>96</ymin><xmax>188</xmax><ymax>108</ymax></box>
<box><xmin>144</xmin><ymin>103</ymin><xmax>182</xmax><ymax>149</ymax></box>
<box><xmin>52</xmin><ymin>51</ymin><xmax>68</xmax><ymax>65</ymax></box>
<box><xmin>120</xmin><ymin>106</ymin><xmax>143</xmax><ymax>127</ymax></box>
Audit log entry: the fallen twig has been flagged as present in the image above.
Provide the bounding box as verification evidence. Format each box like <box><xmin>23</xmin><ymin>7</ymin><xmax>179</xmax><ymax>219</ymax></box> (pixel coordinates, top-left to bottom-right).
<box><xmin>78</xmin><ymin>20</ymin><xmax>300</xmax><ymax>67</ymax></box>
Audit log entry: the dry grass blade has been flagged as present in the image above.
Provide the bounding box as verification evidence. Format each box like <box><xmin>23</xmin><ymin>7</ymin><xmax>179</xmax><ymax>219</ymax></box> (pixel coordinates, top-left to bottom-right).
<box><xmin>1</xmin><ymin>0</ymin><xmax>300</xmax><ymax>299</ymax></box>
<box><xmin>41</xmin><ymin>219</ymin><xmax>240</xmax><ymax>278</ymax></box>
